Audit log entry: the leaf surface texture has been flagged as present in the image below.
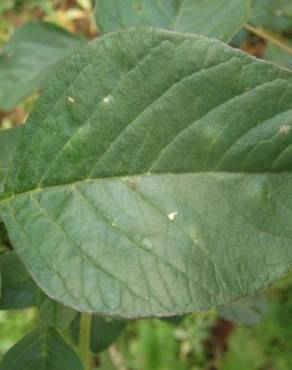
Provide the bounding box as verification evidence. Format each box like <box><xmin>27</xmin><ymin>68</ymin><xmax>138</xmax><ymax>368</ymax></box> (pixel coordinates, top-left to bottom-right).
<box><xmin>1</xmin><ymin>29</ymin><xmax>292</xmax><ymax>318</ymax></box>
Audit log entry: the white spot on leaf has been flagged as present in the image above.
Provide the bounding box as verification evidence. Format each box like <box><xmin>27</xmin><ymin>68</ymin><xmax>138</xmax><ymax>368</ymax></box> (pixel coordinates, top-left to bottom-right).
<box><xmin>102</xmin><ymin>95</ymin><xmax>114</xmax><ymax>104</ymax></box>
<box><xmin>68</xmin><ymin>96</ymin><xmax>75</xmax><ymax>103</ymax></box>
<box><xmin>280</xmin><ymin>125</ymin><xmax>291</xmax><ymax>135</ymax></box>
<box><xmin>168</xmin><ymin>212</ymin><xmax>178</xmax><ymax>221</ymax></box>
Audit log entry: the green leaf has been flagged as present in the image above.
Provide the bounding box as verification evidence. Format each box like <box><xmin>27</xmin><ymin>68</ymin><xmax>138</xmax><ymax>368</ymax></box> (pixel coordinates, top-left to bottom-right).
<box><xmin>0</xmin><ymin>127</ymin><xmax>24</xmax><ymax>250</ymax></box>
<box><xmin>264</xmin><ymin>42</ymin><xmax>292</xmax><ymax>70</ymax></box>
<box><xmin>95</xmin><ymin>0</ymin><xmax>251</xmax><ymax>42</ymax></box>
<box><xmin>1</xmin><ymin>28</ymin><xmax>292</xmax><ymax>318</ymax></box>
<box><xmin>161</xmin><ymin>315</ymin><xmax>186</xmax><ymax>325</ymax></box>
<box><xmin>0</xmin><ymin>327</ymin><xmax>83</xmax><ymax>370</ymax></box>
<box><xmin>38</xmin><ymin>290</ymin><xmax>77</xmax><ymax>330</ymax></box>
<box><xmin>251</xmin><ymin>0</ymin><xmax>292</xmax><ymax>33</ymax></box>
<box><xmin>70</xmin><ymin>314</ymin><xmax>126</xmax><ymax>353</ymax></box>
<box><xmin>0</xmin><ymin>251</ymin><xmax>38</xmax><ymax>309</ymax></box>
<box><xmin>0</xmin><ymin>21</ymin><xmax>84</xmax><ymax>111</ymax></box>
<box><xmin>218</xmin><ymin>293</ymin><xmax>269</xmax><ymax>326</ymax></box>
<box><xmin>0</xmin><ymin>220</ymin><xmax>10</xmax><ymax>251</ymax></box>
<box><xmin>0</xmin><ymin>126</ymin><xmax>23</xmax><ymax>193</ymax></box>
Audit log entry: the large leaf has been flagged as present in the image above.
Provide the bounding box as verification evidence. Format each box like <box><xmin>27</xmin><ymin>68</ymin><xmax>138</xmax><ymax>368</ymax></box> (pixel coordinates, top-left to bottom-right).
<box><xmin>0</xmin><ymin>21</ymin><xmax>84</xmax><ymax>111</ymax></box>
<box><xmin>0</xmin><ymin>251</ymin><xmax>37</xmax><ymax>309</ymax></box>
<box><xmin>0</xmin><ymin>327</ymin><xmax>83</xmax><ymax>370</ymax></box>
<box><xmin>95</xmin><ymin>0</ymin><xmax>251</xmax><ymax>42</ymax></box>
<box><xmin>0</xmin><ymin>126</ymin><xmax>23</xmax><ymax>192</ymax></box>
<box><xmin>70</xmin><ymin>314</ymin><xmax>126</xmax><ymax>353</ymax></box>
<box><xmin>1</xmin><ymin>28</ymin><xmax>292</xmax><ymax>319</ymax></box>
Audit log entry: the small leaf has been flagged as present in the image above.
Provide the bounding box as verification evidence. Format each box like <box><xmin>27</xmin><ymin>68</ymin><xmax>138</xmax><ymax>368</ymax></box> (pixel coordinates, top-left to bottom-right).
<box><xmin>0</xmin><ymin>251</ymin><xmax>38</xmax><ymax>309</ymax></box>
<box><xmin>264</xmin><ymin>42</ymin><xmax>292</xmax><ymax>70</ymax></box>
<box><xmin>70</xmin><ymin>314</ymin><xmax>126</xmax><ymax>353</ymax></box>
<box><xmin>251</xmin><ymin>0</ymin><xmax>292</xmax><ymax>33</ymax></box>
<box><xmin>95</xmin><ymin>0</ymin><xmax>251</xmax><ymax>41</ymax></box>
<box><xmin>38</xmin><ymin>290</ymin><xmax>77</xmax><ymax>330</ymax></box>
<box><xmin>0</xmin><ymin>21</ymin><xmax>84</xmax><ymax>111</ymax></box>
<box><xmin>1</xmin><ymin>29</ymin><xmax>292</xmax><ymax>319</ymax></box>
<box><xmin>218</xmin><ymin>293</ymin><xmax>269</xmax><ymax>326</ymax></box>
<box><xmin>0</xmin><ymin>327</ymin><xmax>83</xmax><ymax>370</ymax></box>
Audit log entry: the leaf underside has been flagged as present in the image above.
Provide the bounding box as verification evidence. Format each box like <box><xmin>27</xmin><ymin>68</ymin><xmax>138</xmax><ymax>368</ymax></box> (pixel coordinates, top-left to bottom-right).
<box><xmin>95</xmin><ymin>0</ymin><xmax>251</xmax><ymax>41</ymax></box>
<box><xmin>1</xmin><ymin>28</ymin><xmax>292</xmax><ymax>318</ymax></box>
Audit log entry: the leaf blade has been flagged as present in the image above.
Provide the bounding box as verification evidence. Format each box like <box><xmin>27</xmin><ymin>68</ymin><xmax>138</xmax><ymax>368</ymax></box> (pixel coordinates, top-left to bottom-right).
<box><xmin>95</xmin><ymin>0</ymin><xmax>251</xmax><ymax>41</ymax></box>
<box><xmin>38</xmin><ymin>291</ymin><xmax>77</xmax><ymax>330</ymax></box>
<box><xmin>0</xmin><ymin>21</ymin><xmax>84</xmax><ymax>111</ymax></box>
<box><xmin>0</xmin><ymin>251</ymin><xmax>38</xmax><ymax>309</ymax></box>
<box><xmin>0</xmin><ymin>126</ymin><xmax>23</xmax><ymax>193</ymax></box>
<box><xmin>1</xmin><ymin>29</ymin><xmax>292</xmax><ymax>318</ymax></box>
<box><xmin>0</xmin><ymin>328</ymin><xmax>83</xmax><ymax>370</ymax></box>
<box><xmin>218</xmin><ymin>293</ymin><xmax>269</xmax><ymax>326</ymax></box>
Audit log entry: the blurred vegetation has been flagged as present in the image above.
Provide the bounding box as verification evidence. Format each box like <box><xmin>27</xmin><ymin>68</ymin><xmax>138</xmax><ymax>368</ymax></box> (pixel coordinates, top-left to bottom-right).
<box><xmin>104</xmin><ymin>273</ymin><xmax>292</xmax><ymax>370</ymax></box>
<box><xmin>2</xmin><ymin>274</ymin><xmax>292</xmax><ymax>370</ymax></box>
<box><xmin>0</xmin><ymin>1</ymin><xmax>292</xmax><ymax>369</ymax></box>
<box><xmin>0</xmin><ymin>0</ymin><xmax>96</xmax><ymax>129</ymax></box>
<box><xmin>0</xmin><ymin>309</ymin><xmax>35</xmax><ymax>358</ymax></box>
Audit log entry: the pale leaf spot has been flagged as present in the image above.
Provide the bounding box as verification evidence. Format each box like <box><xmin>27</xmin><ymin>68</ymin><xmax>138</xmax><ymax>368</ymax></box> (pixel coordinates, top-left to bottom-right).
<box><xmin>168</xmin><ymin>212</ymin><xmax>178</xmax><ymax>221</ymax></box>
<box><xmin>102</xmin><ymin>94</ymin><xmax>114</xmax><ymax>103</ymax></box>
<box><xmin>280</xmin><ymin>125</ymin><xmax>291</xmax><ymax>135</ymax></box>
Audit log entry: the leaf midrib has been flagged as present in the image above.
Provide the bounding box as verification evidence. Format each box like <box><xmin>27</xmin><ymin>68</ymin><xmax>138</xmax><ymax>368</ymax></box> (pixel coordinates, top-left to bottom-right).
<box><xmin>0</xmin><ymin>170</ymin><xmax>289</xmax><ymax>206</ymax></box>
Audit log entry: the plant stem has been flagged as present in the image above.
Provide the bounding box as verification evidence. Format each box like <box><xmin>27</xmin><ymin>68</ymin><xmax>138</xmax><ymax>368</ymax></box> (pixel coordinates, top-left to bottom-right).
<box><xmin>79</xmin><ymin>312</ymin><xmax>92</xmax><ymax>370</ymax></box>
<box><xmin>244</xmin><ymin>23</ymin><xmax>292</xmax><ymax>55</ymax></box>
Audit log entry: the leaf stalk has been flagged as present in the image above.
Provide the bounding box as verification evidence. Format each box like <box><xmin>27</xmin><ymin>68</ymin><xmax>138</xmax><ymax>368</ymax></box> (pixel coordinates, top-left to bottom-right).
<box><xmin>244</xmin><ymin>23</ymin><xmax>292</xmax><ymax>55</ymax></box>
<box><xmin>79</xmin><ymin>312</ymin><xmax>92</xmax><ymax>370</ymax></box>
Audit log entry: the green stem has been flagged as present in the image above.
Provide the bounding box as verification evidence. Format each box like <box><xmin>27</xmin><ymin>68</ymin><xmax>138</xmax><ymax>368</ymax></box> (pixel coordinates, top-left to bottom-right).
<box><xmin>79</xmin><ymin>313</ymin><xmax>92</xmax><ymax>370</ymax></box>
<box><xmin>244</xmin><ymin>23</ymin><xmax>292</xmax><ymax>55</ymax></box>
